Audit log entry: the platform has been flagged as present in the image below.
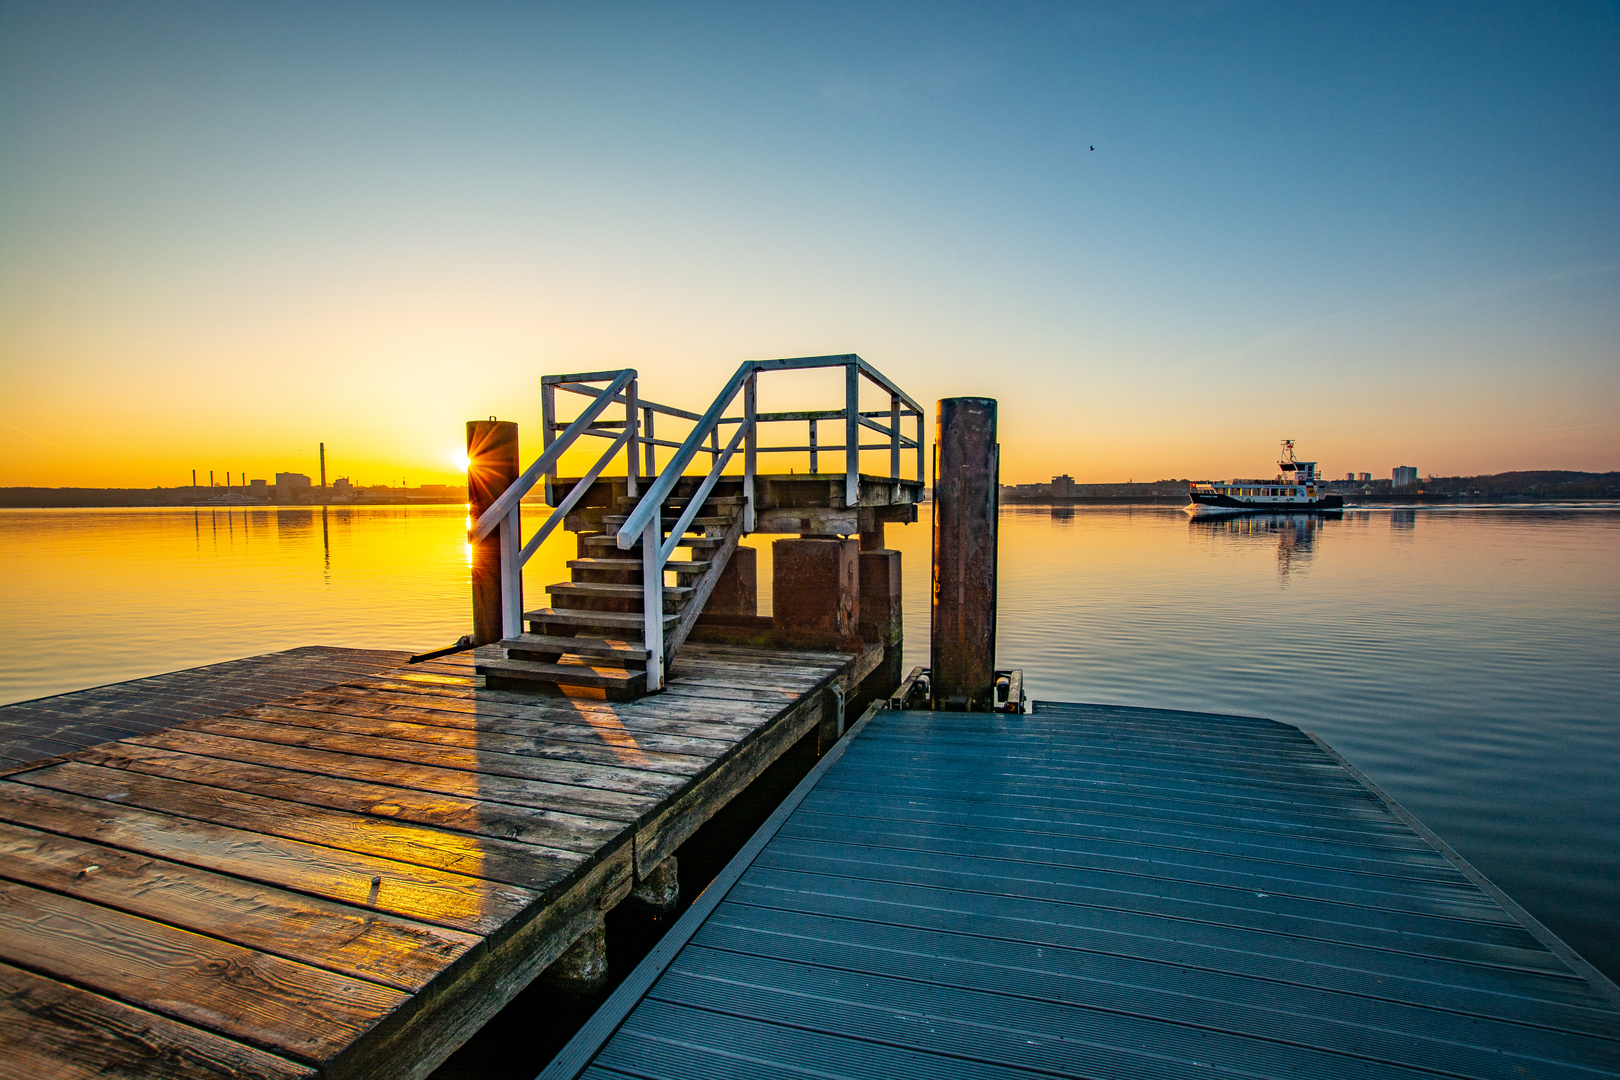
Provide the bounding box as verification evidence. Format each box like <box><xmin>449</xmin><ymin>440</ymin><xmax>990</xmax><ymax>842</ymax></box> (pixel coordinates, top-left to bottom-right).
<box><xmin>0</xmin><ymin>647</ymin><xmax>410</xmax><ymax>771</ymax></box>
<box><xmin>0</xmin><ymin>642</ymin><xmax>879</xmax><ymax>1080</ymax></box>
<box><xmin>543</xmin><ymin>702</ymin><xmax>1620</xmax><ymax>1079</ymax></box>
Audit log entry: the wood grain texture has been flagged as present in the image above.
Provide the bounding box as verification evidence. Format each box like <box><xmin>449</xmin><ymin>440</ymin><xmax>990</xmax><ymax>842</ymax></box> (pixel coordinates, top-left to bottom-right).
<box><xmin>236</xmin><ymin>706</ymin><xmax>715</xmax><ymax>775</ymax></box>
<box><xmin>0</xmin><ymin>879</ymin><xmax>408</xmax><ymax>1065</ymax></box>
<box><xmin>73</xmin><ymin>741</ymin><xmax>625</xmax><ymax>855</ymax></box>
<box><xmin>265</xmin><ymin>696</ymin><xmax>742</xmax><ymax>753</ymax></box>
<box><xmin>0</xmin><ymin>640</ymin><xmax>859</xmax><ymax>1078</ymax></box>
<box><xmin>126</xmin><ymin>728</ymin><xmax>653</xmax><ymax>821</ymax></box>
<box><xmin>0</xmin><ymin>821</ymin><xmax>474</xmax><ymax>992</ymax></box>
<box><xmin>161</xmin><ymin>715</ymin><xmax>688</xmax><ymax>798</ymax></box>
<box><xmin>0</xmin><ymin>781</ymin><xmax>534</xmax><ymax>935</ymax></box>
<box><xmin>317</xmin><ymin>681</ymin><xmax>777</xmax><ymax>733</ymax></box>
<box><xmin>0</xmin><ymin>962</ymin><xmax>314</xmax><ymax>1080</ymax></box>
<box><xmin>19</xmin><ymin>761</ymin><xmax>585</xmax><ymax>890</ymax></box>
<box><xmin>0</xmin><ymin>647</ymin><xmax>409</xmax><ymax>770</ymax></box>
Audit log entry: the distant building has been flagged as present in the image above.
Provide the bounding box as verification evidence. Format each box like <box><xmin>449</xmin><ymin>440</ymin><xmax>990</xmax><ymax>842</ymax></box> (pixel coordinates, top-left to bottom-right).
<box><xmin>249</xmin><ymin>479</ymin><xmax>268</xmax><ymax>499</ymax></box>
<box><xmin>331</xmin><ymin>477</ymin><xmax>353</xmax><ymax>494</ymax></box>
<box><xmin>1051</xmin><ymin>474</ymin><xmax>1075</xmax><ymax>498</ymax></box>
<box><xmin>1358</xmin><ymin>473</ymin><xmax>1371</xmax><ymax>483</ymax></box>
<box><xmin>275</xmin><ymin>472</ymin><xmax>312</xmax><ymax>501</ymax></box>
<box><xmin>1392</xmin><ymin>466</ymin><xmax>1419</xmax><ymax>487</ymax></box>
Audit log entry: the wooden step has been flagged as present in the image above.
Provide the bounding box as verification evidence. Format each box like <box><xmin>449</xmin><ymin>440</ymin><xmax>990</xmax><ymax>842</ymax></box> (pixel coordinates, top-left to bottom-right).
<box><xmin>612</xmin><ymin>494</ymin><xmax>744</xmax><ymax>509</ymax></box>
<box><xmin>567</xmin><ymin>558</ymin><xmax>711</xmax><ymax>574</ymax></box>
<box><xmin>524</xmin><ymin>608</ymin><xmax>679</xmax><ymax>633</ymax></box>
<box><xmin>580</xmin><ymin>534</ymin><xmax>723</xmax><ymax>550</ymax></box>
<box><xmin>600</xmin><ymin>514</ymin><xmax>734</xmax><ymax>532</ymax></box>
<box><xmin>546</xmin><ymin>581</ymin><xmax>690</xmax><ymax>613</ymax></box>
<box><xmin>475</xmin><ymin>657</ymin><xmax>647</xmax><ymax>698</ymax></box>
<box><xmin>498</xmin><ymin>633</ymin><xmax>652</xmax><ymax>664</ymax></box>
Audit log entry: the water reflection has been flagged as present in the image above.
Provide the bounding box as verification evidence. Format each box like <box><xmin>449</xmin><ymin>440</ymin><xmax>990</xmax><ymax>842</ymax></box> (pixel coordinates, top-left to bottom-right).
<box><xmin>1391</xmin><ymin>509</ymin><xmax>1417</xmax><ymax>531</ymax></box>
<box><xmin>1189</xmin><ymin>511</ymin><xmax>1333</xmax><ymax>581</ymax></box>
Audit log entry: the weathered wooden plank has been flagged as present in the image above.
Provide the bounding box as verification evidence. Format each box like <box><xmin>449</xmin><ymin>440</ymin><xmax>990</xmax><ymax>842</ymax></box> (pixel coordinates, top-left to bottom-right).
<box><xmin>0</xmin><ymin>879</ymin><xmax>409</xmax><ymax>1066</ymax></box>
<box><xmin>127</xmin><ymin>729</ymin><xmax>653</xmax><ymax>822</ymax></box>
<box><xmin>242</xmin><ymin>706</ymin><xmax>716</xmax><ymax>775</ymax></box>
<box><xmin>654</xmin><ymin>683</ymin><xmax>805</xmax><ymax>704</ymax></box>
<box><xmin>20</xmin><ymin>762</ymin><xmax>584</xmax><ymax>890</ymax></box>
<box><xmin>0</xmin><ymin>821</ymin><xmax>474</xmax><ymax>993</ymax></box>
<box><xmin>316</xmin><ymin>682</ymin><xmax>774</xmax><ymax>733</ymax></box>
<box><xmin>633</xmin><ymin>687</ymin><xmax>830</xmax><ymax>877</ymax></box>
<box><xmin>0</xmin><ymin>961</ymin><xmax>315</xmax><ymax>1080</ymax></box>
<box><xmin>167</xmin><ymin>715</ymin><xmax>689</xmax><ymax>797</ymax></box>
<box><xmin>349</xmin><ymin>841</ymin><xmax>634</xmax><ymax>1080</ymax></box>
<box><xmin>275</xmin><ymin>692</ymin><xmax>748</xmax><ymax>749</ymax></box>
<box><xmin>0</xmin><ymin>781</ymin><xmax>534</xmax><ymax>936</ymax></box>
<box><xmin>73</xmin><ymin>741</ymin><xmax>623</xmax><ymax>855</ymax></box>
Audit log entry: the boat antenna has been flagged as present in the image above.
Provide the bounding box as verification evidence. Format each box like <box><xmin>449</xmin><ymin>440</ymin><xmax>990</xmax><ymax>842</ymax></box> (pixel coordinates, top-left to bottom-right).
<box><xmin>1280</xmin><ymin>438</ymin><xmax>1295</xmax><ymax>463</ymax></box>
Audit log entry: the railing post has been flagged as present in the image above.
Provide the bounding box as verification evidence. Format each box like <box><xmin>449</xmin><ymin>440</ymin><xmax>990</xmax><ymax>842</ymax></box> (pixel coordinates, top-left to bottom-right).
<box><xmin>808</xmin><ymin>418</ymin><xmax>818</xmax><ymax>474</ymax></box>
<box><xmin>743</xmin><ymin>371</ymin><xmax>757</xmax><ymax>532</ymax></box>
<box><xmin>845</xmin><ymin>362</ymin><xmax>860</xmax><ymax>507</ymax></box>
<box><xmin>889</xmin><ymin>393</ymin><xmax>901</xmax><ymax>484</ymax></box>
<box><xmin>915</xmin><ymin>411</ymin><xmax>925</xmax><ymax>482</ymax></box>
<box><xmin>467</xmin><ymin>419</ymin><xmax>520</xmax><ymax>645</ymax></box>
<box><xmin>626</xmin><ymin>378</ymin><xmax>640</xmax><ymax>500</ymax></box>
<box><xmin>541</xmin><ymin>383</ymin><xmax>557</xmax><ymax>506</ymax></box>
<box><xmin>644</xmin><ymin>407</ymin><xmax>656</xmax><ymax>480</ymax></box>
<box><xmin>642</xmin><ymin>518</ymin><xmax>664</xmax><ymax>690</ymax></box>
<box><xmin>499</xmin><ymin>514</ymin><xmax>523</xmax><ymax>640</ymax></box>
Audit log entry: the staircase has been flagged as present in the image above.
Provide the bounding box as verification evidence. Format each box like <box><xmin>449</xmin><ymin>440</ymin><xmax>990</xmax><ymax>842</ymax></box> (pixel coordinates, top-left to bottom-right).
<box><xmin>476</xmin><ymin>492</ymin><xmax>745</xmax><ymax>700</ymax></box>
<box><xmin>465</xmin><ymin>357</ymin><xmax>924</xmax><ymax>702</ymax></box>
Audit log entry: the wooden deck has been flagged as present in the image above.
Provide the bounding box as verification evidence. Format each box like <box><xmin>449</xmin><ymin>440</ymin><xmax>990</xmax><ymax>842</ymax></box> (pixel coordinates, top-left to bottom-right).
<box><xmin>542</xmin><ymin>702</ymin><xmax>1620</xmax><ymax>1080</ymax></box>
<box><xmin>0</xmin><ymin>641</ymin><xmax>879</xmax><ymax>1080</ymax></box>
<box><xmin>0</xmin><ymin>647</ymin><xmax>411</xmax><ymax>771</ymax></box>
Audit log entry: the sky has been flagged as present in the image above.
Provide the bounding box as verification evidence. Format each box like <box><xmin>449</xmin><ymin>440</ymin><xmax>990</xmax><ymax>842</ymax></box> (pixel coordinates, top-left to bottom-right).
<box><xmin>1</xmin><ymin>0</ymin><xmax>1616</xmax><ymax>487</ymax></box>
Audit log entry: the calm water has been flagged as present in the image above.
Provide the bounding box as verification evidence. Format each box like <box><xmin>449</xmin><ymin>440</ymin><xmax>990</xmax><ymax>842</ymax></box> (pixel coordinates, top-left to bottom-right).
<box><xmin>2</xmin><ymin>502</ymin><xmax>1616</xmax><ymax>980</ymax></box>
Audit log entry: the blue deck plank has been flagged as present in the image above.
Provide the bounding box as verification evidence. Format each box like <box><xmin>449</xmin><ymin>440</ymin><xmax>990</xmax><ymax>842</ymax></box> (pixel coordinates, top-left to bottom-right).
<box><xmin>541</xmin><ymin>702</ymin><xmax>1620</xmax><ymax>1080</ymax></box>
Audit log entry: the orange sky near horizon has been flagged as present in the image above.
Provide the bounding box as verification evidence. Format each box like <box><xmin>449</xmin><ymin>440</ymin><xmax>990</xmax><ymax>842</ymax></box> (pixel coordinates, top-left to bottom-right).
<box><xmin>2</xmin><ymin>5</ymin><xmax>1616</xmax><ymax>490</ymax></box>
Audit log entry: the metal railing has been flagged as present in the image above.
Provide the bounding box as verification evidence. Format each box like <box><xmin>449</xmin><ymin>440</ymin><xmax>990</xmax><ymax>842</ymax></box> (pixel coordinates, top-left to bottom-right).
<box><xmin>469</xmin><ymin>369</ymin><xmax>641</xmax><ymax>640</ymax></box>
<box><xmin>612</xmin><ymin>354</ymin><xmax>922</xmax><ymax>690</ymax></box>
<box><xmin>479</xmin><ymin>355</ymin><xmax>922</xmax><ymax>693</ymax></box>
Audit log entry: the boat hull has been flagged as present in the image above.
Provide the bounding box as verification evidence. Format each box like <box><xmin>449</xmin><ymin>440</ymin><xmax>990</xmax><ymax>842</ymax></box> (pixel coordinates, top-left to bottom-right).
<box><xmin>1184</xmin><ymin>492</ymin><xmax>1344</xmax><ymax>517</ymax></box>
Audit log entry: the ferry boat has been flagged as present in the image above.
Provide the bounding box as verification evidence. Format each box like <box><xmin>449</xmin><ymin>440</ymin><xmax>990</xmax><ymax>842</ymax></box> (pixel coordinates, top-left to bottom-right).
<box><xmin>1185</xmin><ymin>440</ymin><xmax>1345</xmax><ymax>517</ymax></box>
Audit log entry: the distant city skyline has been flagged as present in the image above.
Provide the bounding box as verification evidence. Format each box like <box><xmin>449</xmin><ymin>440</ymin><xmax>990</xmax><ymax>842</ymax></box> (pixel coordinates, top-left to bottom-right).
<box><xmin>3</xmin><ymin>2</ymin><xmax>1616</xmax><ymax>488</ymax></box>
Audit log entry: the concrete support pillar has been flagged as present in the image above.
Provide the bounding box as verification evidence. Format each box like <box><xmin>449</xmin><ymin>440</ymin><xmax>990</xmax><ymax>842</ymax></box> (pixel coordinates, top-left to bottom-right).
<box><xmin>706</xmin><ymin>545</ymin><xmax>757</xmax><ymax>616</ymax></box>
<box><xmin>541</xmin><ymin>919</ymin><xmax>607</xmax><ymax>995</ymax></box>
<box><xmin>931</xmin><ymin>398</ymin><xmax>998</xmax><ymax>711</ymax></box>
<box><xmin>628</xmin><ymin>856</ymin><xmax>680</xmax><ymax>912</ymax></box>
<box><xmin>859</xmin><ymin>547</ymin><xmax>905</xmax><ymax>695</ymax></box>
<box><xmin>772</xmin><ymin>538</ymin><xmax>860</xmax><ymax>650</ymax></box>
<box><xmin>467</xmin><ymin>420</ymin><xmax>520</xmax><ymax>646</ymax></box>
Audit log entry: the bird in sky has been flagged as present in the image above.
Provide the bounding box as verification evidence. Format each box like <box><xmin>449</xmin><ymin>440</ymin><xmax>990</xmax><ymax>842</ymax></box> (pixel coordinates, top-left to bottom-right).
<box><xmin>1089</xmin><ymin>145</ymin><xmax>1095</xmax><ymax>151</ymax></box>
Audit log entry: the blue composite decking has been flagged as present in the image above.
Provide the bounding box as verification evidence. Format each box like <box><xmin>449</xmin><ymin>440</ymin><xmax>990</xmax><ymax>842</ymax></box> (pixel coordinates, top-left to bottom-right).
<box><xmin>541</xmin><ymin>702</ymin><xmax>1620</xmax><ymax>1080</ymax></box>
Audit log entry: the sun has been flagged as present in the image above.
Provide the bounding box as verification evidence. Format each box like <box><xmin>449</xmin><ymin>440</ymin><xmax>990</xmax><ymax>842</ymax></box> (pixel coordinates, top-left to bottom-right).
<box><xmin>454</xmin><ymin>452</ymin><xmax>472</xmax><ymax>471</ymax></box>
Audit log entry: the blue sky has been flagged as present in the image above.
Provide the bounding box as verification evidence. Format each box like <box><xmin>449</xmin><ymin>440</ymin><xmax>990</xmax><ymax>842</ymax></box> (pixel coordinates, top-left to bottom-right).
<box><xmin>2</xmin><ymin>1</ymin><xmax>1615</xmax><ymax>485</ymax></box>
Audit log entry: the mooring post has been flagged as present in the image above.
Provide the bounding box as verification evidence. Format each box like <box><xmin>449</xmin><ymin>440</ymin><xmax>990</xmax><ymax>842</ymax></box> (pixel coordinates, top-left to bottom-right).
<box><xmin>467</xmin><ymin>419</ymin><xmax>520</xmax><ymax>646</ymax></box>
<box><xmin>931</xmin><ymin>397</ymin><xmax>998</xmax><ymax>710</ymax></box>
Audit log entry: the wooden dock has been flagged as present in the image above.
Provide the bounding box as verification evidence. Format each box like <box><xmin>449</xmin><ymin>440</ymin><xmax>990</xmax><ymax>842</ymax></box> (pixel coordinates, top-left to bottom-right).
<box><xmin>0</xmin><ymin>647</ymin><xmax>410</xmax><ymax>771</ymax></box>
<box><xmin>0</xmin><ymin>641</ymin><xmax>880</xmax><ymax>1079</ymax></box>
<box><xmin>542</xmin><ymin>702</ymin><xmax>1620</xmax><ymax>1080</ymax></box>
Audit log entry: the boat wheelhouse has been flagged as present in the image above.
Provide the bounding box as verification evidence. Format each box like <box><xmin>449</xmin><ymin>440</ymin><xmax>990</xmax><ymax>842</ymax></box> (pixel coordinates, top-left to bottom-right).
<box><xmin>1185</xmin><ymin>440</ymin><xmax>1345</xmax><ymax>517</ymax></box>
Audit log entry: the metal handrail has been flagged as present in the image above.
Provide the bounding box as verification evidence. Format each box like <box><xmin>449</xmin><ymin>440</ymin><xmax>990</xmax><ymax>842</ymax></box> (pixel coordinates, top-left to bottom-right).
<box><xmin>487</xmin><ymin>354</ymin><xmax>922</xmax><ymax>694</ymax></box>
<box><xmin>472</xmin><ymin>368</ymin><xmax>639</xmax><ymax>639</ymax></box>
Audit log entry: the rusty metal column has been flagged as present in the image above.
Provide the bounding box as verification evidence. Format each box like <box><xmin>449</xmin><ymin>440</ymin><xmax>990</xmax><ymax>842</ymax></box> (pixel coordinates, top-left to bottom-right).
<box><xmin>930</xmin><ymin>397</ymin><xmax>998</xmax><ymax>711</ymax></box>
<box><xmin>467</xmin><ymin>419</ymin><xmax>520</xmax><ymax>645</ymax></box>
